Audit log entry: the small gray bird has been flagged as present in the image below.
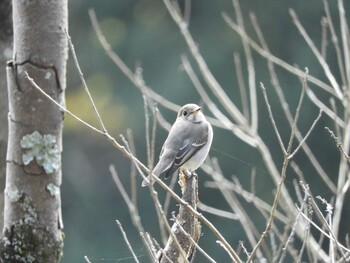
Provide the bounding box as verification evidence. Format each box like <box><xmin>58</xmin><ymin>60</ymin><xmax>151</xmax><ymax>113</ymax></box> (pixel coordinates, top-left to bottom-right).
<box><xmin>142</xmin><ymin>103</ymin><xmax>213</xmax><ymax>187</ymax></box>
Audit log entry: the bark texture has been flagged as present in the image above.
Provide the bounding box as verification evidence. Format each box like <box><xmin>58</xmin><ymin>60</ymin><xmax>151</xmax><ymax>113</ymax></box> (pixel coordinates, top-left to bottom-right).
<box><xmin>159</xmin><ymin>173</ymin><xmax>201</xmax><ymax>263</ymax></box>
<box><xmin>0</xmin><ymin>0</ymin><xmax>12</xmax><ymax>235</ymax></box>
<box><xmin>0</xmin><ymin>0</ymin><xmax>67</xmax><ymax>262</ymax></box>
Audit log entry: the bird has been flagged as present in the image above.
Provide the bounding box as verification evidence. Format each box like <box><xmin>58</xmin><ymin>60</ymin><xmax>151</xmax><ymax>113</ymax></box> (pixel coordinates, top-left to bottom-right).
<box><xmin>141</xmin><ymin>103</ymin><xmax>213</xmax><ymax>187</ymax></box>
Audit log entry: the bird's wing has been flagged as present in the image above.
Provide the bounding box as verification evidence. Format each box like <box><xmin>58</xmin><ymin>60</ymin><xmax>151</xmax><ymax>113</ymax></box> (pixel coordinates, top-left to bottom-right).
<box><xmin>164</xmin><ymin>123</ymin><xmax>209</xmax><ymax>179</ymax></box>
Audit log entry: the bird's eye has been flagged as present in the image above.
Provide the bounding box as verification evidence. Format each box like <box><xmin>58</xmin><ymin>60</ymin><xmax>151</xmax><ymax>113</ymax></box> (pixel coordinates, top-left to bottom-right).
<box><xmin>183</xmin><ymin>110</ymin><xmax>188</xmax><ymax>116</ymax></box>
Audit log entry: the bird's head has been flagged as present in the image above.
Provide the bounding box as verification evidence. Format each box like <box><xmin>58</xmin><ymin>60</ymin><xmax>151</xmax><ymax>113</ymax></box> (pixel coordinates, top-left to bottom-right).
<box><xmin>177</xmin><ymin>104</ymin><xmax>205</xmax><ymax>123</ymax></box>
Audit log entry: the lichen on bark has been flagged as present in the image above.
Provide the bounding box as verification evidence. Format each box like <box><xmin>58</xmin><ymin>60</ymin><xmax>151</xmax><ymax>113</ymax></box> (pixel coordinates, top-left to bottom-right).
<box><xmin>20</xmin><ymin>131</ymin><xmax>60</xmax><ymax>174</ymax></box>
<box><xmin>0</xmin><ymin>223</ymin><xmax>63</xmax><ymax>263</ymax></box>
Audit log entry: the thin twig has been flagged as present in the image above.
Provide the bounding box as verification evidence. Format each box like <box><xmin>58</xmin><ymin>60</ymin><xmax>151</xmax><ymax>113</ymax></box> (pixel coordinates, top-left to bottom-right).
<box><xmin>286</xmin><ymin>68</ymin><xmax>308</xmax><ymax>154</ymax></box>
<box><xmin>144</xmin><ymin>96</ymin><xmax>152</xmax><ymax>170</ymax></box>
<box><xmin>233</xmin><ymin>53</ymin><xmax>250</xmax><ymax>120</ymax></box>
<box><xmin>338</xmin><ymin>0</ymin><xmax>350</xmax><ymax>88</ymax></box>
<box><xmin>116</xmin><ymin>220</ymin><xmax>140</xmax><ymax>263</ymax></box>
<box><xmin>288</xmin><ymin>109</ymin><xmax>323</xmax><ymax>159</ymax></box>
<box><xmin>260</xmin><ymin>82</ymin><xmax>287</xmax><ymax>155</ymax></box>
<box><xmin>126</xmin><ymin>129</ymin><xmax>138</xmax><ymax>210</ymax></box>
<box><xmin>198</xmin><ymin>202</ymin><xmax>239</xmax><ymax>220</ymax></box>
<box><xmin>300</xmin><ymin>183</ymin><xmax>348</xmax><ymax>259</ymax></box>
<box><xmin>25</xmin><ymin>72</ymin><xmax>104</xmax><ymax>135</ymax></box>
<box><xmin>163</xmin><ymin>0</ymin><xmax>246</xmax><ymax>127</ymax></box>
<box><xmin>150</xmin><ymin>104</ymin><xmax>158</xmax><ymax>175</ymax></box>
<box><xmin>109</xmin><ymin>165</ymin><xmax>145</xmax><ymax>233</ymax></box>
<box><xmin>325</xmin><ymin>127</ymin><xmax>350</xmax><ymax>161</ymax></box>
<box><xmin>181</xmin><ymin>55</ymin><xmax>256</xmax><ymax>147</ymax></box>
<box><xmin>248</xmin><ymin>69</ymin><xmax>310</xmax><ymax>261</ymax></box>
<box><xmin>216</xmin><ymin>240</ymin><xmax>240</xmax><ymax>262</ymax></box>
<box><xmin>140</xmin><ymin>232</ymin><xmax>157</xmax><ymax>262</ymax></box>
<box><xmin>209</xmin><ymin>159</ymin><xmax>269</xmax><ymax>260</ymax></box>
<box><xmin>329</xmin><ymin>98</ymin><xmax>341</xmax><ymax>137</ymax></box>
<box><xmin>238</xmin><ymin>241</ymin><xmax>250</xmax><ymax>259</ymax></box>
<box><xmin>203</xmin><ymin>176</ymin><xmax>289</xmax><ymax>224</ymax></box>
<box><xmin>88</xmin><ymin>9</ymin><xmax>179</xmax><ymax>113</ymax></box>
<box><xmin>153</xmin><ymin>238</ymin><xmax>175</xmax><ymax>263</ymax></box>
<box><xmin>119</xmin><ymin>135</ymin><xmax>147</xmax><ymax>182</ymax></box>
<box><xmin>246</xmin><ymin>160</ymin><xmax>287</xmax><ymax>262</ymax></box>
<box><xmin>84</xmin><ymin>256</ymin><xmax>92</xmax><ymax>263</ymax></box>
<box><xmin>296</xmin><ymin>207</ymin><xmax>350</xmax><ymax>254</ymax></box>
<box><xmin>232</xmin><ymin>0</ymin><xmax>258</xmax><ymax>132</ymax></box>
<box><xmin>183</xmin><ymin>0</ymin><xmax>191</xmax><ymax>26</ymax></box>
<box><xmin>296</xmin><ymin>217</ymin><xmax>311</xmax><ymax>263</ymax></box>
<box><xmin>222</xmin><ymin>12</ymin><xmax>337</xmax><ymax>97</ymax></box>
<box><xmin>332</xmin><ymin>117</ymin><xmax>350</xmax><ymax>238</ymax></box>
<box><xmin>306</xmin><ymin>89</ymin><xmax>344</xmax><ymax>128</ymax></box>
<box><xmin>278</xmin><ymin>191</ymin><xmax>308</xmax><ymax>263</ymax></box>
<box><xmin>289</xmin><ymin>9</ymin><xmax>343</xmax><ymax>100</ymax></box>
<box><xmin>250</xmin><ymin>12</ymin><xmax>337</xmax><ymax>193</ymax></box>
<box><xmin>65</xmin><ymin>30</ymin><xmax>107</xmax><ymax>133</ymax></box>
<box><xmin>322</xmin><ymin>0</ymin><xmax>347</xmax><ymax>87</ymax></box>
<box><xmin>320</xmin><ymin>17</ymin><xmax>328</xmax><ymax>58</ymax></box>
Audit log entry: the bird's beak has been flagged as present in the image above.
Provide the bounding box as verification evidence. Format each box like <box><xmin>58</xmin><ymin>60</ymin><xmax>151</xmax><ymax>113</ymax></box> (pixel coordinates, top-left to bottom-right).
<box><xmin>192</xmin><ymin>107</ymin><xmax>201</xmax><ymax>115</ymax></box>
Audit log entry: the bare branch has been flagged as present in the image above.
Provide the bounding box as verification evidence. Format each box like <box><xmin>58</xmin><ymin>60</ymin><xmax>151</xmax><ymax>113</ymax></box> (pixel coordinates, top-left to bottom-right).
<box><xmin>338</xmin><ymin>0</ymin><xmax>350</xmax><ymax>88</ymax></box>
<box><xmin>289</xmin><ymin>9</ymin><xmax>343</xmax><ymax>100</ymax></box>
<box><xmin>25</xmin><ymin>72</ymin><xmax>104</xmax><ymax>135</ymax></box>
<box><xmin>65</xmin><ymin>30</ymin><xmax>107</xmax><ymax>133</ymax></box>
<box><xmin>286</xmin><ymin>68</ymin><xmax>308</xmax><ymax>154</ymax></box>
<box><xmin>259</xmin><ymin>82</ymin><xmax>287</xmax><ymax>155</ymax></box>
<box><xmin>144</xmin><ymin>96</ymin><xmax>152</xmax><ymax>170</ymax></box>
<box><xmin>232</xmin><ymin>0</ymin><xmax>258</xmax><ymax>132</ymax></box>
<box><xmin>84</xmin><ymin>256</ymin><xmax>92</xmax><ymax>263</ymax></box>
<box><xmin>233</xmin><ymin>53</ymin><xmax>250</xmax><ymax>120</ymax></box>
<box><xmin>300</xmin><ymin>183</ymin><xmax>348</xmax><ymax>259</ymax></box>
<box><xmin>198</xmin><ymin>202</ymin><xmax>239</xmax><ymax>220</ymax></box>
<box><xmin>320</xmin><ymin>17</ymin><xmax>328</xmax><ymax>58</ymax></box>
<box><xmin>278</xmin><ymin>191</ymin><xmax>308</xmax><ymax>263</ymax></box>
<box><xmin>109</xmin><ymin>165</ymin><xmax>145</xmax><ymax>233</ymax></box>
<box><xmin>163</xmin><ymin>0</ymin><xmax>247</xmax><ymax>127</ymax></box>
<box><xmin>288</xmin><ymin>109</ymin><xmax>323</xmax><ymax>159</ymax></box>
<box><xmin>296</xmin><ymin>207</ymin><xmax>350</xmax><ymax>255</ymax></box>
<box><xmin>322</xmin><ymin>0</ymin><xmax>347</xmax><ymax>87</ymax></box>
<box><xmin>306</xmin><ymin>89</ymin><xmax>344</xmax><ymax>128</ymax></box>
<box><xmin>222</xmin><ymin>12</ymin><xmax>337</xmax><ymax>97</ymax></box>
<box><xmin>181</xmin><ymin>55</ymin><xmax>257</xmax><ymax>147</ymax></box>
<box><xmin>88</xmin><ymin>9</ymin><xmax>179</xmax><ymax>113</ymax></box>
<box><xmin>126</xmin><ymin>129</ymin><xmax>138</xmax><ymax>211</ymax></box>
<box><xmin>325</xmin><ymin>127</ymin><xmax>350</xmax><ymax>162</ymax></box>
<box><xmin>250</xmin><ymin>12</ymin><xmax>336</xmax><ymax>193</ymax></box>
<box><xmin>116</xmin><ymin>220</ymin><xmax>140</xmax><ymax>263</ymax></box>
<box><xmin>140</xmin><ymin>232</ymin><xmax>158</xmax><ymax>262</ymax></box>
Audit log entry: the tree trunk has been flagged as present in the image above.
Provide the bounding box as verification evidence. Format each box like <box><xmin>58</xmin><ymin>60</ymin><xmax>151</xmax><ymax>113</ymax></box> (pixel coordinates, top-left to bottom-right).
<box><xmin>0</xmin><ymin>0</ymin><xmax>12</xmax><ymax>236</ymax></box>
<box><xmin>0</xmin><ymin>0</ymin><xmax>67</xmax><ymax>262</ymax></box>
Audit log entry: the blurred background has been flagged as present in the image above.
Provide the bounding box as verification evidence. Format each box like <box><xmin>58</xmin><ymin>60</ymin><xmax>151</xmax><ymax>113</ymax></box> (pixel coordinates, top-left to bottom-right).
<box><xmin>63</xmin><ymin>1</ymin><xmax>349</xmax><ymax>262</ymax></box>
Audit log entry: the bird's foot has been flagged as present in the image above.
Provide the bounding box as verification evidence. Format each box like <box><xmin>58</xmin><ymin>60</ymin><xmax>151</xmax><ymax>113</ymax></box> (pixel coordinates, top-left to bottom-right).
<box><xmin>183</xmin><ymin>169</ymin><xmax>197</xmax><ymax>179</ymax></box>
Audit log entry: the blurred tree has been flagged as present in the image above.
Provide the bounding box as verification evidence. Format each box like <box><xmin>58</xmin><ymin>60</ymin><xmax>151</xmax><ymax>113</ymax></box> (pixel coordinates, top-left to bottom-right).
<box><xmin>0</xmin><ymin>0</ymin><xmax>68</xmax><ymax>262</ymax></box>
<box><xmin>0</xmin><ymin>0</ymin><xmax>12</xmax><ymax>235</ymax></box>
